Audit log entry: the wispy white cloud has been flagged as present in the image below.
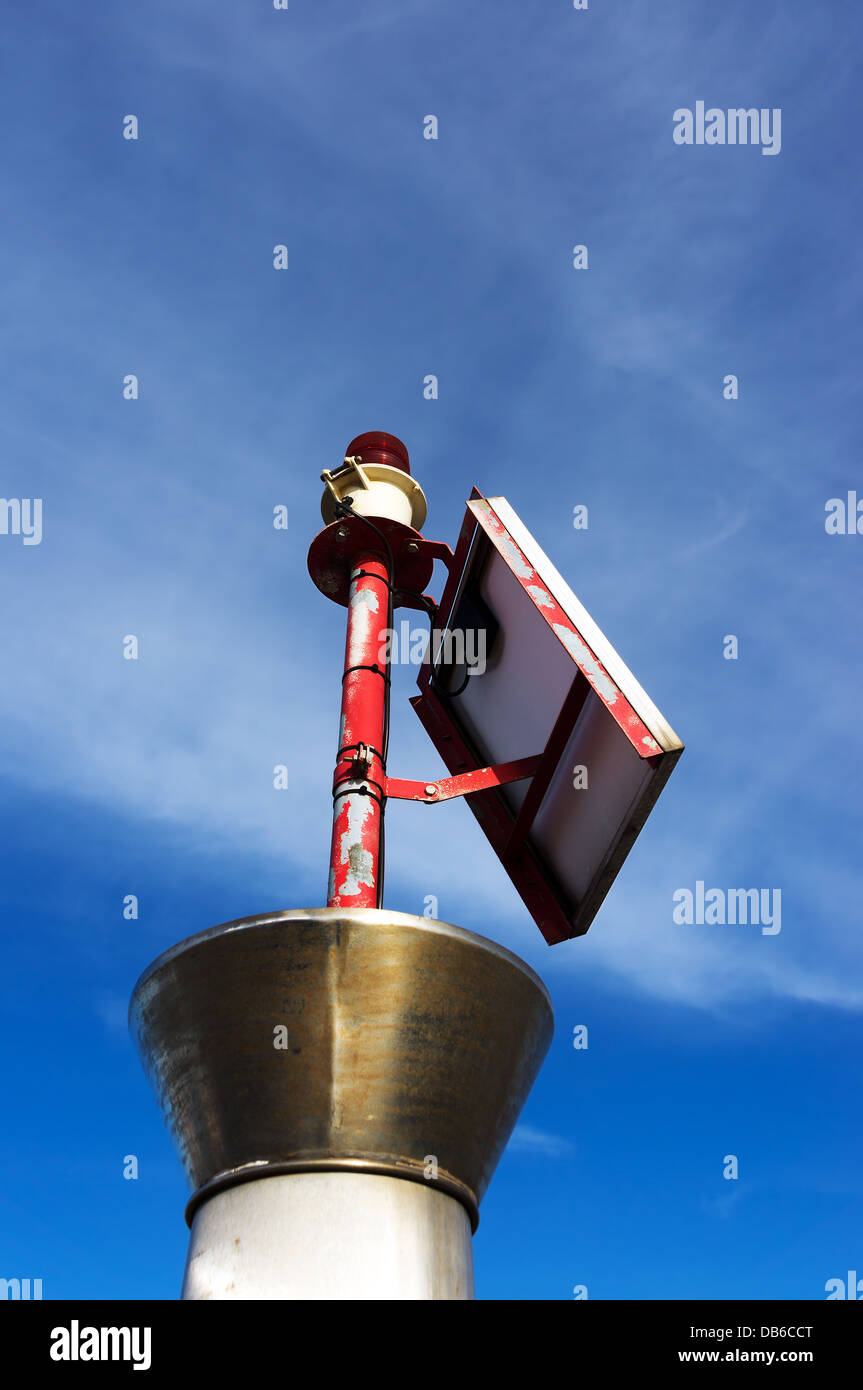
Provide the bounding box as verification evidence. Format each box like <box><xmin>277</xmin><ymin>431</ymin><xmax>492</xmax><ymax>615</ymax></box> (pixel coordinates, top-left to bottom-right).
<box><xmin>508</xmin><ymin>1125</ymin><xmax>575</xmax><ymax>1159</ymax></box>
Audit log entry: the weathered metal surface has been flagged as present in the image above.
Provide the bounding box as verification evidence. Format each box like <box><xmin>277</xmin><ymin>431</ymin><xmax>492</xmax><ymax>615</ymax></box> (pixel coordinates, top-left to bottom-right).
<box><xmin>307</xmin><ymin>515</ymin><xmax>434</xmax><ymax>608</ymax></box>
<box><xmin>328</xmin><ymin>553</ymin><xmax>388</xmax><ymax>908</ymax></box>
<box><xmin>129</xmin><ymin>908</ymin><xmax>554</xmax><ymax>1233</ymax></box>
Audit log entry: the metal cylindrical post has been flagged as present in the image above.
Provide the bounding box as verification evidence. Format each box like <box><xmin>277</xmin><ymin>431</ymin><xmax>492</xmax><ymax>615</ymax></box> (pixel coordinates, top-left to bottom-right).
<box><xmin>181</xmin><ymin>1172</ymin><xmax>474</xmax><ymax>1301</ymax></box>
<box><xmin>327</xmin><ymin>551</ymin><xmax>389</xmax><ymax>908</ymax></box>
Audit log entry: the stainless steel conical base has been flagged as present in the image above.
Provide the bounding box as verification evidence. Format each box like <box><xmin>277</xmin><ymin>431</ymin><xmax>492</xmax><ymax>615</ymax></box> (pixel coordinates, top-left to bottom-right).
<box><xmin>130</xmin><ymin>908</ymin><xmax>553</xmax><ymax>1231</ymax></box>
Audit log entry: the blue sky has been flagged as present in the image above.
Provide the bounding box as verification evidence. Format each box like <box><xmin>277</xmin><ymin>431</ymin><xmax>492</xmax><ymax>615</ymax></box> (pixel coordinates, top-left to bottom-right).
<box><xmin>1</xmin><ymin>0</ymin><xmax>861</xmax><ymax>1299</ymax></box>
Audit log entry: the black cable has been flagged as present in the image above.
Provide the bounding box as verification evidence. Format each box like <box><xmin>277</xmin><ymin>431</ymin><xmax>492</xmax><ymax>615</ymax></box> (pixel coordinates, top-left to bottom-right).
<box><xmin>444</xmin><ymin>661</ymin><xmax>472</xmax><ymax>697</ymax></box>
<box><xmin>394</xmin><ymin>589</ymin><xmax>438</xmax><ymax>618</ymax></box>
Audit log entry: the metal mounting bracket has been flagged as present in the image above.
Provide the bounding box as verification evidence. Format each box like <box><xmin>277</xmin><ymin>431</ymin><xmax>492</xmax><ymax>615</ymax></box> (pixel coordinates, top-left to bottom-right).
<box><xmin>385</xmin><ymin>755</ymin><xmax>541</xmax><ymax>804</ymax></box>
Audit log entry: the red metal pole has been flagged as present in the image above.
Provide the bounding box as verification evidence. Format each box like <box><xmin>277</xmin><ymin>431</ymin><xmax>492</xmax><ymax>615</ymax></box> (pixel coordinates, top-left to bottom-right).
<box><xmin>327</xmin><ymin>550</ymin><xmax>389</xmax><ymax>908</ymax></box>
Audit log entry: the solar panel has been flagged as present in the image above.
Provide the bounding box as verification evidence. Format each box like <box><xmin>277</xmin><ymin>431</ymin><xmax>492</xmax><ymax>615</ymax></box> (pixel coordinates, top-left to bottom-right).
<box><xmin>412</xmin><ymin>491</ymin><xmax>684</xmax><ymax>944</ymax></box>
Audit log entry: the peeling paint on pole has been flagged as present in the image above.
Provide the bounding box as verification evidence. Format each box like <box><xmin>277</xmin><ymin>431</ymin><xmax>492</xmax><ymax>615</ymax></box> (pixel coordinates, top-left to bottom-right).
<box><xmin>331</xmin><ymin>793</ymin><xmax>377</xmax><ymax>900</ymax></box>
<box><xmin>327</xmin><ymin>552</ymin><xmax>390</xmax><ymax>908</ymax></box>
